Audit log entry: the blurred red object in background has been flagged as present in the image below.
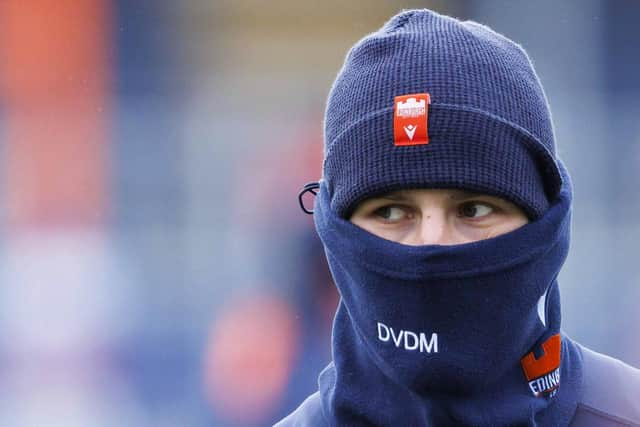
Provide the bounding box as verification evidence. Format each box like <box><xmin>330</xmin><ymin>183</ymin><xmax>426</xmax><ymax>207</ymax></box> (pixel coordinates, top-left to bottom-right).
<box><xmin>203</xmin><ymin>293</ymin><xmax>300</xmax><ymax>425</ymax></box>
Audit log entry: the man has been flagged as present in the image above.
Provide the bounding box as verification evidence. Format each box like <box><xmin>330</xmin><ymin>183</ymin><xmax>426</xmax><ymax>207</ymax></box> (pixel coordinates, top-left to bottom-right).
<box><xmin>279</xmin><ymin>9</ymin><xmax>640</xmax><ymax>426</ymax></box>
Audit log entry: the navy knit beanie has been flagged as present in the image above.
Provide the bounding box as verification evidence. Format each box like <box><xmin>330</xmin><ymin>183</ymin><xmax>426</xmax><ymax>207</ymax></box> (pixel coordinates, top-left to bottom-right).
<box><xmin>322</xmin><ymin>9</ymin><xmax>563</xmax><ymax>219</ymax></box>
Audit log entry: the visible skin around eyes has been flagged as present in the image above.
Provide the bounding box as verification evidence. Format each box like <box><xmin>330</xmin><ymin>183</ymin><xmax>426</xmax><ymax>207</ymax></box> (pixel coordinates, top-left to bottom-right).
<box><xmin>349</xmin><ymin>188</ymin><xmax>529</xmax><ymax>246</ymax></box>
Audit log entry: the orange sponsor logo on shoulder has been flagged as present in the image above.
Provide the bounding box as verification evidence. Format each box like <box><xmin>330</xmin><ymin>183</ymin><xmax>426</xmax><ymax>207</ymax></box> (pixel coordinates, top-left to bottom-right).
<box><xmin>520</xmin><ymin>334</ymin><xmax>562</xmax><ymax>397</ymax></box>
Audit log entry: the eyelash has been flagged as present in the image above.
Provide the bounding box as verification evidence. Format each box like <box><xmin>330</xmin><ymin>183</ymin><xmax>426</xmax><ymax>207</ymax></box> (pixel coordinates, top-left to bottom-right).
<box><xmin>372</xmin><ymin>201</ymin><xmax>497</xmax><ymax>221</ymax></box>
<box><xmin>457</xmin><ymin>201</ymin><xmax>496</xmax><ymax>219</ymax></box>
<box><xmin>372</xmin><ymin>205</ymin><xmax>409</xmax><ymax>222</ymax></box>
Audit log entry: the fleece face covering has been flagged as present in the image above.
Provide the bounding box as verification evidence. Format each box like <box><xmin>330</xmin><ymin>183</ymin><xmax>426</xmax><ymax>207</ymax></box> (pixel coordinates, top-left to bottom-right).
<box><xmin>313</xmin><ymin>162</ymin><xmax>583</xmax><ymax>426</ymax></box>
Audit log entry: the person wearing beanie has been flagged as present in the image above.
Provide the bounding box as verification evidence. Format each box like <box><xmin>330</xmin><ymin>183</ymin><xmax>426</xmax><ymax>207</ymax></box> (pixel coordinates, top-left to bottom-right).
<box><xmin>277</xmin><ymin>9</ymin><xmax>640</xmax><ymax>427</ymax></box>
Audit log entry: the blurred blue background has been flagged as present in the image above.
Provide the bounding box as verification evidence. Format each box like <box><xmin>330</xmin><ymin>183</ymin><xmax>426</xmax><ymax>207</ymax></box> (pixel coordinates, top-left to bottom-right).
<box><xmin>0</xmin><ymin>1</ymin><xmax>638</xmax><ymax>426</ymax></box>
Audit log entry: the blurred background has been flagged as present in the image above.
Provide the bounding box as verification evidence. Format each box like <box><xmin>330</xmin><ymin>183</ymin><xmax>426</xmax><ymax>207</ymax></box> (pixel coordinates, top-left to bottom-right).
<box><xmin>0</xmin><ymin>0</ymin><xmax>638</xmax><ymax>426</ymax></box>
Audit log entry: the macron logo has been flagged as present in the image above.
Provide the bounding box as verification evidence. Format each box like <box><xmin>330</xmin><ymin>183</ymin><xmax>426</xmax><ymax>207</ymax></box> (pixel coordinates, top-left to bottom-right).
<box><xmin>403</xmin><ymin>124</ymin><xmax>417</xmax><ymax>140</ymax></box>
<box><xmin>377</xmin><ymin>321</ymin><xmax>438</xmax><ymax>354</ymax></box>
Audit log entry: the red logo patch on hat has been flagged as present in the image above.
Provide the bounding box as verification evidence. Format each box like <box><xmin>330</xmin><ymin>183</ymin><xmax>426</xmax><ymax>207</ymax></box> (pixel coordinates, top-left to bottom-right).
<box><xmin>394</xmin><ymin>93</ymin><xmax>430</xmax><ymax>146</ymax></box>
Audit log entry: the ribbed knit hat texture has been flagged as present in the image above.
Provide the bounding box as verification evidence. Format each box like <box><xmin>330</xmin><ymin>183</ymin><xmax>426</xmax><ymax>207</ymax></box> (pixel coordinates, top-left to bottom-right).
<box><xmin>322</xmin><ymin>9</ymin><xmax>563</xmax><ymax>219</ymax></box>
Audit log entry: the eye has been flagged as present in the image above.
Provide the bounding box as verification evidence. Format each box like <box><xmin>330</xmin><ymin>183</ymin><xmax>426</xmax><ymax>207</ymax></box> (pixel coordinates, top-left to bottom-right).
<box><xmin>458</xmin><ymin>202</ymin><xmax>494</xmax><ymax>219</ymax></box>
<box><xmin>373</xmin><ymin>205</ymin><xmax>408</xmax><ymax>222</ymax></box>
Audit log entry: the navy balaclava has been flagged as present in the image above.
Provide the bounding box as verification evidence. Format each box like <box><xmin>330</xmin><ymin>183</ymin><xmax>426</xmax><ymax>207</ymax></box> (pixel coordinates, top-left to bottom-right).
<box><xmin>308</xmin><ymin>8</ymin><xmax>584</xmax><ymax>427</ymax></box>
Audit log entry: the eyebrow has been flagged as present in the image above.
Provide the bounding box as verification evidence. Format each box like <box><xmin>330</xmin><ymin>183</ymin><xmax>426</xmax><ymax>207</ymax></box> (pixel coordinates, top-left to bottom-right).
<box><xmin>378</xmin><ymin>193</ymin><xmax>410</xmax><ymax>201</ymax></box>
<box><xmin>377</xmin><ymin>189</ymin><xmax>486</xmax><ymax>202</ymax></box>
<box><xmin>448</xmin><ymin>190</ymin><xmax>486</xmax><ymax>201</ymax></box>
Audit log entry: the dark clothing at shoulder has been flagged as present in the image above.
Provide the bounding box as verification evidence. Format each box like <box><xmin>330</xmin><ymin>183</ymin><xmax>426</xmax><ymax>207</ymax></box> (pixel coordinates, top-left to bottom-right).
<box><xmin>276</xmin><ymin>345</ymin><xmax>640</xmax><ymax>427</ymax></box>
